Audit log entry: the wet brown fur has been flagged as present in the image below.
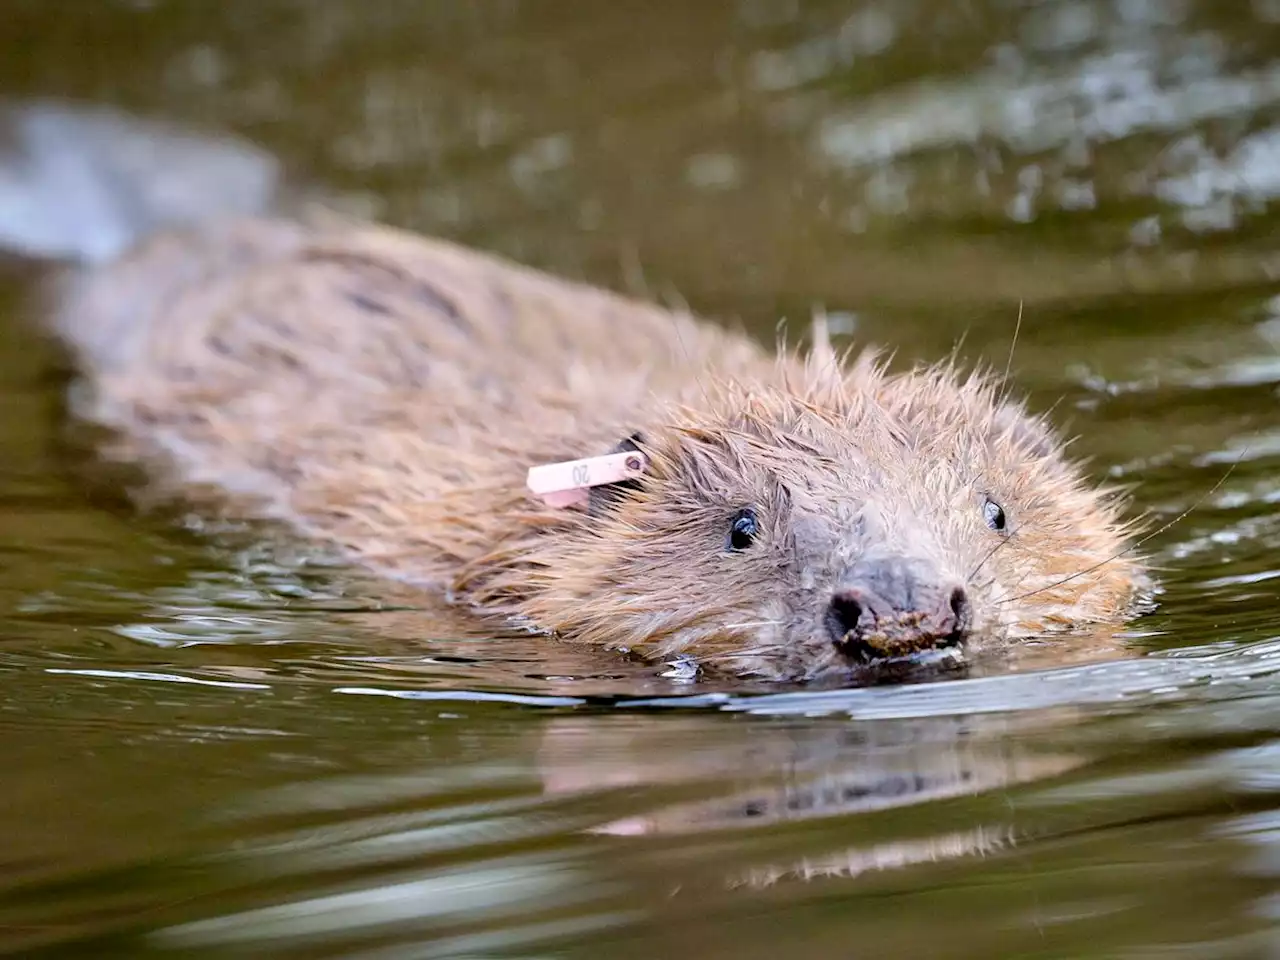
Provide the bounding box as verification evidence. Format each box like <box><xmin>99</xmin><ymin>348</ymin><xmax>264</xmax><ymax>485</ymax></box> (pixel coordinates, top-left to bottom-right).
<box><xmin>50</xmin><ymin>213</ymin><xmax>1145</xmax><ymax>681</ymax></box>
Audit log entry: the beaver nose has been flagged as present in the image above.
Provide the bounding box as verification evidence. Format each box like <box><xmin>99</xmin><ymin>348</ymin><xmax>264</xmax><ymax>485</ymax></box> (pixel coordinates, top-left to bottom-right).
<box><xmin>826</xmin><ymin>556</ymin><xmax>970</xmax><ymax>661</ymax></box>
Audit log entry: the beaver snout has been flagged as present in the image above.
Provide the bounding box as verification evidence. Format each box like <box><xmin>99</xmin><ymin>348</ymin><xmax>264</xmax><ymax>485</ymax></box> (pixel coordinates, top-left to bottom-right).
<box><xmin>825</xmin><ymin>557</ymin><xmax>970</xmax><ymax>662</ymax></box>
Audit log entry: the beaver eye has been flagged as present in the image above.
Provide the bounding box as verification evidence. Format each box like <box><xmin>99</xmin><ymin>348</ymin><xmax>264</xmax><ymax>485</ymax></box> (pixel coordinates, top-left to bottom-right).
<box><xmin>983</xmin><ymin>497</ymin><xmax>1007</xmax><ymax>532</ymax></box>
<box><xmin>728</xmin><ymin>507</ymin><xmax>759</xmax><ymax>551</ymax></box>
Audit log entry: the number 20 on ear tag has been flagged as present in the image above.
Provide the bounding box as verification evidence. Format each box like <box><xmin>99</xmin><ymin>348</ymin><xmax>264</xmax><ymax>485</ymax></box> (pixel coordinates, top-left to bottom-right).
<box><xmin>527</xmin><ymin>451</ymin><xmax>648</xmax><ymax>508</ymax></box>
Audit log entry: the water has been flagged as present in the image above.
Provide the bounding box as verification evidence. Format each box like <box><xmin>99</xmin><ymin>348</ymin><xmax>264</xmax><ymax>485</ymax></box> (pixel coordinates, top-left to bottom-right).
<box><xmin>1</xmin><ymin>0</ymin><xmax>1280</xmax><ymax>956</ymax></box>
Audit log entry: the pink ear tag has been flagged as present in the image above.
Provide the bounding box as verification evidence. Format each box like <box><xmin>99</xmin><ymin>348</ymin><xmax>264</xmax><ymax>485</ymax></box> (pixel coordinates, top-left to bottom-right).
<box><xmin>527</xmin><ymin>450</ymin><xmax>648</xmax><ymax>508</ymax></box>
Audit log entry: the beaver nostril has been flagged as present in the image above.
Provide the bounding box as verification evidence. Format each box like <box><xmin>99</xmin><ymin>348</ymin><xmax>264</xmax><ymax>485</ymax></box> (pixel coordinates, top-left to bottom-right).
<box><xmin>943</xmin><ymin>586</ymin><xmax>970</xmax><ymax>641</ymax></box>
<box><xmin>825</xmin><ymin>592</ymin><xmax>864</xmax><ymax>645</ymax></box>
<box><xmin>827</xmin><ymin>568</ymin><xmax>971</xmax><ymax>661</ymax></box>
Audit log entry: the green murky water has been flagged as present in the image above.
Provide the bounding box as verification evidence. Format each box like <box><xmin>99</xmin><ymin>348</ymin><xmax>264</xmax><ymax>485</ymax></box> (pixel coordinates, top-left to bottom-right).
<box><xmin>2</xmin><ymin>1</ymin><xmax>1280</xmax><ymax>956</ymax></box>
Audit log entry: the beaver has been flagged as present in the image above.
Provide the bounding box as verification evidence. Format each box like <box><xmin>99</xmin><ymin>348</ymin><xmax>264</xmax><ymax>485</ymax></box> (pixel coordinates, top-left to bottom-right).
<box><xmin>41</xmin><ymin>204</ymin><xmax>1145</xmax><ymax>682</ymax></box>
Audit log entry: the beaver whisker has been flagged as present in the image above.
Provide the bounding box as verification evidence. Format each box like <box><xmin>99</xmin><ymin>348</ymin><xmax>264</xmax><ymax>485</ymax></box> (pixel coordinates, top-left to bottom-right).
<box><xmin>998</xmin><ymin>299</ymin><xmax>1024</xmax><ymax>401</ymax></box>
<box><xmin>967</xmin><ymin>534</ymin><xmax>1017</xmax><ymax>581</ymax></box>
<box><xmin>968</xmin><ymin>574</ymin><xmax>999</xmax><ymax>595</ymax></box>
<box><xmin>719</xmin><ymin>620</ymin><xmax>786</xmax><ymax>631</ymax></box>
<box><xmin>987</xmin><ymin>563</ymin><xmax>1041</xmax><ymax>607</ymax></box>
<box><xmin>1000</xmin><ymin>456</ymin><xmax>1241</xmax><ymax>606</ymax></box>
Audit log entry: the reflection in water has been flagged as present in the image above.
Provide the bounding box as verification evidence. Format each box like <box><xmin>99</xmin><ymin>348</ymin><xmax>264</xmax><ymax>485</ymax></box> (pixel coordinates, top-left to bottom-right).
<box><xmin>149</xmin><ymin>708</ymin><xmax>1080</xmax><ymax>953</ymax></box>
<box><xmin>156</xmin><ymin>857</ymin><xmax>624</xmax><ymax>954</ymax></box>
<box><xmin>728</xmin><ymin>826</ymin><xmax>1014</xmax><ymax>889</ymax></box>
<box><xmin>107</xmin><ymin>665</ymin><xmax>1280</xmax><ymax>957</ymax></box>
<box><xmin>538</xmin><ymin>713</ymin><xmax>1081</xmax><ymax>835</ymax></box>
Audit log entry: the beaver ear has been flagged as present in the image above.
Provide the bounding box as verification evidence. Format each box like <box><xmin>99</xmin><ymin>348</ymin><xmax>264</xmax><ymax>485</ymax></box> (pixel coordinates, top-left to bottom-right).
<box><xmin>588</xmin><ymin>432</ymin><xmax>647</xmax><ymax>517</ymax></box>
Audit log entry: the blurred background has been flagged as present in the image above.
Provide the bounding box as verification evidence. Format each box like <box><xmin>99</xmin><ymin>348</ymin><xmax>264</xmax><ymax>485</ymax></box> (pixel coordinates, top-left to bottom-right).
<box><xmin>2</xmin><ymin>1</ymin><xmax>1280</xmax><ymax>957</ymax></box>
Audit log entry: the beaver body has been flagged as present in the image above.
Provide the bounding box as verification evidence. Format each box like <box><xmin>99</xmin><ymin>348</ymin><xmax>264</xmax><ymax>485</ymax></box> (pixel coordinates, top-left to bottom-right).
<box><xmin>51</xmin><ymin>213</ymin><xmax>1143</xmax><ymax>681</ymax></box>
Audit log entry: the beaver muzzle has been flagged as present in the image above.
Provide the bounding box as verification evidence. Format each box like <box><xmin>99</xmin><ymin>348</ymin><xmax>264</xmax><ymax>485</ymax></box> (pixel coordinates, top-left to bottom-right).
<box><xmin>825</xmin><ymin>556</ymin><xmax>970</xmax><ymax>662</ymax></box>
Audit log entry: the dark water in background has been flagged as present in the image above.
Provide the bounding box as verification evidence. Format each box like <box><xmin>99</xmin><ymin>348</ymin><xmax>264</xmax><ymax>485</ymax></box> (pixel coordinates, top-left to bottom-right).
<box><xmin>2</xmin><ymin>0</ymin><xmax>1280</xmax><ymax>956</ymax></box>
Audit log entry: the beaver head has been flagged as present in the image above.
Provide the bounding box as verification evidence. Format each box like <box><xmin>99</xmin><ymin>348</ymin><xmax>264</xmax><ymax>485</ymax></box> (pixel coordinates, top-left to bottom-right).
<box><xmin>511</xmin><ymin>351</ymin><xmax>1141</xmax><ymax>681</ymax></box>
